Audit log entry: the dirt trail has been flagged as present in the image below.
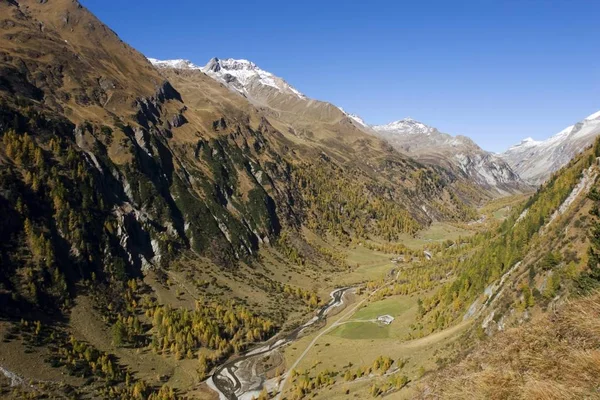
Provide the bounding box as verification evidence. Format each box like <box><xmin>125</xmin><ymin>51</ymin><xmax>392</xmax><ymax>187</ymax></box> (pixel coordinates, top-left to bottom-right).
<box><xmin>397</xmin><ymin>320</ymin><xmax>471</xmax><ymax>349</ymax></box>
<box><xmin>276</xmin><ymin>278</ymin><xmax>471</xmax><ymax>399</ymax></box>
<box><xmin>275</xmin><ymin>292</ymin><xmax>367</xmax><ymax>399</ymax></box>
<box><xmin>275</xmin><ymin>283</ymin><xmax>394</xmax><ymax>399</ymax></box>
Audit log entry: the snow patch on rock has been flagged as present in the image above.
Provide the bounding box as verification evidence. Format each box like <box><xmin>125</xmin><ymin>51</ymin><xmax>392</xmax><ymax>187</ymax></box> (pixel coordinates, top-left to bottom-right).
<box><xmin>501</xmin><ymin>110</ymin><xmax>600</xmax><ymax>185</ymax></box>
<box><xmin>373</xmin><ymin>118</ymin><xmax>436</xmax><ymax>136</ymax></box>
<box><xmin>337</xmin><ymin>107</ymin><xmax>368</xmax><ymax>127</ymax></box>
<box><xmin>148</xmin><ymin>58</ymin><xmax>201</xmax><ymax>70</ymax></box>
<box><xmin>202</xmin><ymin>57</ymin><xmax>306</xmax><ymax>99</ymax></box>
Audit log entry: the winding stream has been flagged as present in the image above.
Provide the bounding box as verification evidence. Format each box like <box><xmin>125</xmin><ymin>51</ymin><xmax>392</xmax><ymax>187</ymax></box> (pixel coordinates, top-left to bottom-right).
<box><xmin>208</xmin><ymin>287</ymin><xmax>354</xmax><ymax>400</ymax></box>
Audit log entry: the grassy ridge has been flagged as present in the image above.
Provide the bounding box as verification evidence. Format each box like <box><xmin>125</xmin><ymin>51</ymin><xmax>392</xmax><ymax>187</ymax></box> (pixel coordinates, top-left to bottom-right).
<box><xmin>420</xmin><ymin>291</ymin><xmax>600</xmax><ymax>399</ymax></box>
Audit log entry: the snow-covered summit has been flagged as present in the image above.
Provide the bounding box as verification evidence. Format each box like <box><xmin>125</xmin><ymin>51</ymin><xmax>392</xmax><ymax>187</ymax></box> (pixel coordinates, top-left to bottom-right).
<box><xmin>521</xmin><ymin>137</ymin><xmax>539</xmax><ymax>144</ymax></box>
<box><xmin>337</xmin><ymin>107</ymin><xmax>368</xmax><ymax>127</ymax></box>
<box><xmin>201</xmin><ymin>57</ymin><xmax>306</xmax><ymax>99</ymax></box>
<box><xmin>585</xmin><ymin>110</ymin><xmax>600</xmax><ymax>121</ymax></box>
<box><xmin>371</xmin><ymin>118</ymin><xmax>525</xmax><ymax>193</ymax></box>
<box><xmin>372</xmin><ymin>118</ymin><xmax>474</xmax><ymax>148</ymax></box>
<box><xmin>501</xmin><ymin>109</ymin><xmax>600</xmax><ymax>185</ymax></box>
<box><xmin>148</xmin><ymin>56</ymin><xmax>306</xmax><ymax>99</ymax></box>
<box><xmin>373</xmin><ymin>118</ymin><xmax>435</xmax><ymax>135</ymax></box>
<box><xmin>147</xmin><ymin>58</ymin><xmax>201</xmax><ymax>70</ymax></box>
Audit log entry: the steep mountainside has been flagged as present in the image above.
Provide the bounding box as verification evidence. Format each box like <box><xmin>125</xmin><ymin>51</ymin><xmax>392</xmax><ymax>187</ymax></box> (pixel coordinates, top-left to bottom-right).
<box><xmin>5</xmin><ymin>2</ymin><xmax>599</xmax><ymax>399</ymax></box>
<box><xmin>501</xmin><ymin>110</ymin><xmax>600</xmax><ymax>185</ymax></box>
<box><xmin>0</xmin><ymin>1</ymin><xmax>485</xmax><ymax>398</ymax></box>
<box><xmin>418</xmin><ymin>138</ymin><xmax>600</xmax><ymax>334</ymax></box>
<box><xmin>152</xmin><ymin>57</ymin><xmax>527</xmax><ymax>198</ymax></box>
<box><xmin>373</xmin><ymin>118</ymin><xmax>529</xmax><ymax>195</ymax></box>
<box><xmin>151</xmin><ymin>57</ymin><xmax>372</xmax><ymax>138</ymax></box>
<box><xmin>417</xmin><ymin>137</ymin><xmax>600</xmax><ymax>399</ymax></box>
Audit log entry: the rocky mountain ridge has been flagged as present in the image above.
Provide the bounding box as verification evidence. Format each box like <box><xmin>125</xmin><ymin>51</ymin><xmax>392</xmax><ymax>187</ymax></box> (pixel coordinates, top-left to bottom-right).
<box><xmin>0</xmin><ymin>0</ymin><xmax>482</xmax><ymax>320</ymax></box>
<box><xmin>372</xmin><ymin>118</ymin><xmax>528</xmax><ymax>194</ymax></box>
<box><xmin>150</xmin><ymin>57</ymin><xmax>528</xmax><ymax>195</ymax></box>
<box><xmin>500</xmin><ymin>109</ymin><xmax>600</xmax><ymax>185</ymax></box>
<box><xmin>1</xmin><ymin>2</ymin><xmax>599</xmax><ymax>400</ymax></box>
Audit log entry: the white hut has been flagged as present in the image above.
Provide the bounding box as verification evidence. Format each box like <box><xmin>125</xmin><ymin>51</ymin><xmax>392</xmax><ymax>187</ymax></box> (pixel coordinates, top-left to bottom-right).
<box><xmin>377</xmin><ymin>315</ymin><xmax>394</xmax><ymax>325</ymax></box>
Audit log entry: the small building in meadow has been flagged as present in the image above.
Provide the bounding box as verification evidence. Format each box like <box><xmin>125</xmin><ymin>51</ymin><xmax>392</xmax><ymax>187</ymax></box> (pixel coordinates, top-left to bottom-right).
<box><xmin>377</xmin><ymin>315</ymin><xmax>394</xmax><ymax>325</ymax></box>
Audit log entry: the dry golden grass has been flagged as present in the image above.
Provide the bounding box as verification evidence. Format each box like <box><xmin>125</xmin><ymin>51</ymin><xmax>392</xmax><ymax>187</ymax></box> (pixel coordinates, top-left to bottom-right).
<box><xmin>418</xmin><ymin>292</ymin><xmax>600</xmax><ymax>399</ymax></box>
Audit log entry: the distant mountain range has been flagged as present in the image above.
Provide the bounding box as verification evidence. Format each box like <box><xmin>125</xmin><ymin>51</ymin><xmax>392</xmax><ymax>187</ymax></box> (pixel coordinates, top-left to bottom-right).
<box><xmin>2</xmin><ymin>2</ymin><xmax>600</xmax><ymax>399</ymax></box>
<box><xmin>153</xmin><ymin>56</ymin><xmax>600</xmax><ymax>189</ymax></box>
<box><xmin>150</xmin><ymin>57</ymin><xmax>531</xmax><ymax>194</ymax></box>
<box><xmin>499</xmin><ymin>110</ymin><xmax>600</xmax><ymax>185</ymax></box>
<box><xmin>371</xmin><ymin>118</ymin><xmax>527</xmax><ymax>194</ymax></box>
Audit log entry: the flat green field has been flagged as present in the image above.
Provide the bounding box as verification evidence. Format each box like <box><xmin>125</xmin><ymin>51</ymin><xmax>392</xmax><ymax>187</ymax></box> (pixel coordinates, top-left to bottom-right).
<box><xmin>336</xmin><ymin>246</ymin><xmax>395</xmax><ymax>285</ymax></box>
<box><xmin>396</xmin><ymin>222</ymin><xmax>474</xmax><ymax>249</ymax></box>
<box><xmin>328</xmin><ymin>295</ymin><xmax>417</xmax><ymax>340</ymax></box>
<box><xmin>492</xmin><ymin>206</ymin><xmax>511</xmax><ymax>220</ymax></box>
<box><xmin>282</xmin><ymin>291</ymin><xmax>471</xmax><ymax>400</ymax></box>
<box><xmin>329</xmin><ymin>321</ymin><xmax>392</xmax><ymax>339</ymax></box>
<box><xmin>352</xmin><ymin>296</ymin><xmax>413</xmax><ymax>320</ymax></box>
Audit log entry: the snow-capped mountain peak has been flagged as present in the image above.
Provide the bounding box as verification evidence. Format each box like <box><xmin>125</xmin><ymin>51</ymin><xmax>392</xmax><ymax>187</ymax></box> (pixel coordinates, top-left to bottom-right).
<box><xmin>148</xmin><ymin>56</ymin><xmax>306</xmax><ymax>99</ymax></box>
<box><xmin>585</xmin><ymin>109</ymin><xmax>600</xmax><ymax>121</ymax></box>
<box><xmin>147</xmin><ymin>58</ymin><xmax>201</xmax><ymax>70</ymax></box>
<box><xmin>337</xmin><ymin>107</ymin><xmax>368</xmax><ymax>127</ymax></box>
<box><xmin>201</xmin><ymin>57</ymin><xmax>306</xmax><ymax>99</ymax></box>
<box><xmin>372</xmin><ymin>118</ymin><xmax>481</xmax><ymax>149</ymax></box>
<box><xmin>371</xmin><ymin>118</ymin><xmax>526</xmax><ymax>193</ymax></box>
<box><xmin>372</xmin><ymin>118</ymin><xmax>436</xmax><ymax>135</ymax></box>
<box><xmin>203</xmin><ymin>58</ymin><xmax>261</xmax><ymax>75</ymax></box>
<box><xmin>501</xmin><ymin>109</ymin><xmax>600</xmax><ymax>185</ymax></box>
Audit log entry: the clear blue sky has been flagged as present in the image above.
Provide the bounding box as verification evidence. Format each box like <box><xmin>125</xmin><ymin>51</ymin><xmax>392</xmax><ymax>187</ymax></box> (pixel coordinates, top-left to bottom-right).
<box><xmin>81</xmin><ymin>0</ymin><xmax>600</xmax><ymax>152</ymax></box>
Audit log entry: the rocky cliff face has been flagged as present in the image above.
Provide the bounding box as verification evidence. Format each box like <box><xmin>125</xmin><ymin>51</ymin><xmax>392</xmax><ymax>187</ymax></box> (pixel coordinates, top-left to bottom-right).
<box><xmin>500</xmin><ymin>110</ymin><xmax>600</xmax><ymax>185</ymax></box>
<box><xmin>202</xmin><ymin>57</ymin><xmax>307</xmax><ymax>100</ymax></box>
<box><xmin>0</xmin><ymin>0</ymin><xmax>302</xmax><ymax>318</ymax></box>
<box><xmin>0</xmin><ymin>0</ymin><xmax>482</xmax><ymax>319</ymax></box>
<box><xmin>152</xmin><ymin>57</ymin><xmax>529</xmax><ymax>197</ymax></box>
<box><xmin>373</xmin><ymin>118</ymin><xmax>529</xmax><ymax>195</ymax></box>
<box><xmin>150</xmin><ymin>57</ymin><xmax>375</xmax><ymax>134</ymax></box>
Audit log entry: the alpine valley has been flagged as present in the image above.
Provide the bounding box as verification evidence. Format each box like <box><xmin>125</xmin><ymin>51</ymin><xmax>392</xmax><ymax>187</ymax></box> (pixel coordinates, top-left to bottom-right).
<box><xmin>1</xmin><ymin>1</ymin><xmax>600</xmax><ymax>400</ymax></box>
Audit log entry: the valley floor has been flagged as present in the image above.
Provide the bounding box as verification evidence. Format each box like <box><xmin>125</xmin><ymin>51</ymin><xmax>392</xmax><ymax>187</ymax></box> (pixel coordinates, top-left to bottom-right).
<box><xmin>0</xmin><ymin>200</ymin><xmax>525</xmax><ymax>400</ymax></box>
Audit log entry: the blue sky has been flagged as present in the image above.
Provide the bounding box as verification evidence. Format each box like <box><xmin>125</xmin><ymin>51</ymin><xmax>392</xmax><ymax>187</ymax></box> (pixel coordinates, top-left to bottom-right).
<box><xmin>81</xmin><ymin>0</ymin><xmax>600</xmax><ymax>152</ymax></box>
